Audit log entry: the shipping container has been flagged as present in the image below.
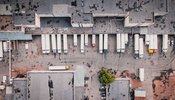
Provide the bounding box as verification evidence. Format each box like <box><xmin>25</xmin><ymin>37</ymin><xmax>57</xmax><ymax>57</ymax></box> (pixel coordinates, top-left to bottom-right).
<box><xmin>121</xmin><ymin>33</ymin><xmax>125</xmax><ymax>52</ymax></box>
<box><xmin>73</xmin><ymin>34</ymin><xmax>77</xmax><ymax>46</ymax></box>
<box><xmin>139</xmin><ymin>38</ymin><xmax>144</xmax><ymax>58</ymax></box>
<box><xmin>116</xmin><ymin>34</ymin><xmax>121</xmax><ymax>53</ymax></box>
<box><xmin>92</xmin><ymin>34</ymin><xmax>96</xmax><ymax>47</ymax></box>
<box><xmin>99</xmin><ymin>34</ymin><xmax>103</xmax><ymax>53</ymax></box>
<box><xmin>145</xmin><ymin>34</ymin><xmax>150</xmax><ymax>45</ymax></box>
<box><xmin>134</xmin><ymin>34</ymin><xmax>139</xmax><ymax>54</ymax></box>
<box><xmin>57</xmin><ymin>34</ymin><xmax>62</xmax><ymax>53</ymax></box>
<box><xmin>3</xmin><ymin>42</ymin><xmax>8</xmax><ymax>52</ymax></box>
<box><xmin>45</xmin><ymin>34</ymin><xmax>51</xmax><ymax>53</ymax></box>
<box><xmin>0</xmin><ymin>41</ymin><xmax>3</xmax><ymax>61</ymax></box>
<box><xmin>103</xmin><ymin>34</ymin><xmax>108</xmax><ymax>52</ymax></box>
<box><xmin>41</xmin><ymin>34</ymin><xmax>46</xmax><ymax>53</ymax></box>
<box><xmin>85</xmin><ymin>34</ymin><xmax>88</xmax><ymax>46</ymax></box>
<box><xmin>63</xmin><ymin>34</ymin><xmax>68</xmax><ymax>53</ymax></box>
<box><xmin>139</xmin><ymin>68</ymin><xmax>144</xmax><ymax>82</ymax></box>
<box><xmin>162</xmin><ymin>34</ymin><xmax>168</xmax><ymax>53</ymax></box>
<box><xmin>51</xmin><ymin>34</ymin><xmax>57</xmax><ymax>53</ymax></box>
<box><xmin>80</xmin><ymin>34</ymin><xmax>85</xmax><ymax>53</ymax></box>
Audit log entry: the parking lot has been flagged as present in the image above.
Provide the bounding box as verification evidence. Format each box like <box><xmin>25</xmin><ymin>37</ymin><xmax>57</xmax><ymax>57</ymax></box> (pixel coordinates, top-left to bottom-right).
<box><xmin>0</xmin><ymin>34</ymin><xmax>175</xmax><ymax>100</ymax></box>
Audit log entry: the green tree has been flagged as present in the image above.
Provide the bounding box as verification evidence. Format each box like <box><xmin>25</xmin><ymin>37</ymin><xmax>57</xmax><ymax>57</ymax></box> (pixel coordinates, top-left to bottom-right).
<box><xmin>99</xmin><ymin>68</ymin><xmax>115</xmax><ymax>85</ymax></box>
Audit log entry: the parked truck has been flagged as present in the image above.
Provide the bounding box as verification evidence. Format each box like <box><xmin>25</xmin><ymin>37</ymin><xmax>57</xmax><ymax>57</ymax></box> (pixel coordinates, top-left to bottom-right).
<box><xmin>0</xmin><ymin>41</ymin><xmax>3</xmax><ymax>61</ymax></box>
<box><xmin>148</xmin><ymin>34</ymin><xmax>154</xmax><ymax>53</ymax></box>
<box><xmin>63</xmin><ymin>34</ymin><xmax>68</xmax><ymax>53</ymax></box>
<box><xmin>153</xmin><ymin>34</ymin><xmax>158</xmax><ymax>51</ymax></box>
<box><xmin>41</xmin><ymin>34</ymin><xmax>46</xmax><ymax>53</ymax></box>
<box><xmin>139</xmin><ymin>38</ymin><xmax>144</xmax><ymax>58</ymax></box>
<box><xmin>134</xmin><ymin>34</ymin><xmax>139</xmax><ymax>54</ymax></box>
<box><xmin>57</xmin><ymin>34</ymin><xmax>62</xmax><ymax>53</ymax></box>
<box><xmin>121</xmin><ymin>33</ymin><xmax>125</xmax><ymax>53</ymax></box>
<box><xmin>139</xmin><ymin>68</ymin><xmax>144</xmax><ymax>82</ymax></box>
<box><xmin>99</xmin><ymin>34</ymin><xmax>103</xmax><ymax>53</ymax></box>
<box><xmin>85</xmin><ymin>34</ymin><xmax>88</xmax><ymax>46</ymax></box>
<box><xmin>45</xmin><ymin>34</ymin><xmax>51</xmax><ymax>53</ymax></box>
<box><xmin>49</xmin><ymin>65</ymin><xmax>70</xmax><ymax>71</ymax></box>
<box><xmin>92</xmin><ymin>34</ymin><xmax>96</xmax><ymax>47</ymax></box>
<box><xmin>103</xmin><ymin>34</ymin><xmax>108</xmax><ymax>53</ymax></box>
<box><xmin>73</xmin><ymin>34</ymin><xmax>77</xmax><ymax>46</ymax></box>
<box><xmin>116</xmin><ymin>34</ymin><xmax>121</xmax><ymax>53</ymax></box>
<box><xmin>51</xmin><ymin>34</ymin><xmax>57</xmax><ymax>53</ymax></box>
<box><xmin>162</xmin><ymin>34</ymin><xmax>168</xmax><ymax>53</ymax></box>
<box><xmin>80</xmin><ymin>34</ymin><xmax>85</xmax><ymax>53</ymax></box>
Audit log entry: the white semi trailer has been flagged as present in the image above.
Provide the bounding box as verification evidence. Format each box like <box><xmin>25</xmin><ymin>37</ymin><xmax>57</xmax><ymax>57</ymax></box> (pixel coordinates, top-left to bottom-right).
<box><xmin>139</xmin><ymin>68</ymin><xmax>144</xmax><ymax>82</ymax></box>
<box><xmin>103</xmin><ymin>34</ymin><xmax>108</xmax><ymax>53</ymax></box>
<box><xmin>73</xmin><ymin>34</ymin><xmax>77</xmax><ymax>46</ymax></box>
<box><xmin>57</xmin><ymin>34</ymin><xmax>62</xmax><ymax>53</ymax></box>
<box><xmin>49</xmin><ymin>65</ymin><xmax>70</xmax><ymax>71</ymax></box>
<box><xmin>80</xmin><ymin>34</ymin><xmax>85</xmax><ymax>53</ymax></box>
<box><xmin>121</xmin><ymin>33</ymin><xmax>125</xmax><ymax>53</ymax></box>
<box><xmin>45</xmin><ymin>34</ymin><xmax>51</xmax><ymax>53</ymax></box>
<box><xmin>153</xmin><ymin>34</ymin><xmax>158</xmax><ymax>50</ymax></box>
<box><xmin>3</xmin><ymin>42</ymin><xmax>8</xmax><ymax>52</ymax></box>
<box><xmin>116</xmin><ymin>34</ymin><xmax>121</xmax><ymax>53</ymax></box>
<box><xmin>124</xmin><ymin>34</ymin><xmax>128</xmax><ymax>44</ymax></box>
<box><xmin>51</xmin><ymin>34</ymin><xmax>57</xmax><ymax>53</ymax></box>
<box><xmin>85</xmin><ymin>34</ymin><xmax>88</xmax><ymax>46</ymax></box>
<box><xmin>162</xmin><ymin>34</ymin><xmax>168</xmax><ymax>53</ymax></box>
<box><xmin>149</xmin><ymin>34</ymin><xmax>154</xmax><ymax>50</ymax></box>
<box><xmin>145</xmin><ymin>34</ymin><xmax>150</xmax><ymax>45</ymax></box>
<box><xmin>0</xmin><ymin>41</ymin><xmax>3</xmax><ymax>61</ymax></box>
<box><xmin>63</xmin><ymin>34</ymin><xmax>68</xmax><ymax>53</ymax></box>
<box><xmin>134</xmin><ymin>34</ymin><xmax>139</xmax><ymax>54</ymax></box>
<box><xmin>41</xmin><ymin>34</ymin><xmax>46</xmax><ymax>53</ymax></box>
<box><xmin>92</xmin><ymin>34</ymin><xmax>96</xmax><ymax>47</ymax></box>
<box><xmin>139</xmin><ymin>38</ymin><xmax>144</xmax><ymax>58</ymax></box>
<box><xmin>99</xmin><ymin>34</ymin><xmax>103</xmax><ymax>53</ymax></box>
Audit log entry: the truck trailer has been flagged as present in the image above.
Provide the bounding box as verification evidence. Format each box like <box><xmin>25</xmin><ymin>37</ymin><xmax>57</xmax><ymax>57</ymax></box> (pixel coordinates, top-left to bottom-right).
<box><xmin>0</xmin><ymin>41</ymin><xmax>3</xmax><ymax>61</ymax></box>
<box><xmin>134</xmin><ymin>34</ymin><xmax>139</xmax><ymax>54</ymax></box>
<box><xmin>139</xmin><ymin>38</ymin><xmax>144</xmax><ymax>58</ymax></box>
<box><xmin>73</xmin><ymin>34</ymin><xmax>77</xmax><ymax>46</ymax></box>
<box><xmin>63</xmin><ymin>34</ymin><xmax>68</xmax><ymax>53</ymax></box>
<box><xmin>139</xmin><ymin>68</ymin><xmax>144</xmax><ymax>82</ymax></box>
<box><xmin>45</xmin><ymin>34</ymin><xmax>51</xmax><ymax>53</ymax></box>
<box><xmin>85</xmin><ymin>34</ymin><xmax>88</xmax><ymax>46</ymax></box>
<box><xmin>80</xmin><ymin>34</ymin><xmax>85</xmax><ymax>53</ymax></box>
<box><xmin>103</xmin><ymin>34</ymin><xmax>108</xmax><ymax>53</ymax></box>
<box><xmin>124</xmin><ymin>34</ymin><xmax>128</xmax><ymax>44</ymax></box>
<box><xmin>41</xmin><ymin>34</ymin><xmax>46</xmax><ymax>53</ymax></box>
<box><xmin>162</xmin><ymin>34</ymin><xmax>168</xmax><ymax>53</ymax></box>
<box><xmin>116</xmin><ymin>34</ymin><xmax>121</xmax><ymax>53</ymax></box>
<box><xmin>145</xmin><ymin>34</ymin><xmax>150</xmax><ymax>45</ymax></box>
<box><xmin>51</xmin><ymin>34</ymin><xmax>57</xmax><ymax>53</ymax></box>
<box><xmin>49</xmin><ymin>65</ymin><xmax>70</xmax><ymax>71</ymax></box>
<box><xmin>57</xmin><ymin>34</ymin><xmax>62</xmax><ymax>53</ymax></box>
<box><xmin>121</xmin><ymin>33</ymin><xmax>125</xmax><ymax>53</ymax></box>
<box><xmin>92</xmin><ymin>34</ymin><xmax>96</xmax><ymax>47</ymax></box>
<box><xmin>99</xmin><ymin>34</ymin><xmax>103</xmax><ymax>53</ymax></box>
<box><xmin>3</xmin><ymin>42</ymin><xmax>8</xmax><ymax>52</ymax></box>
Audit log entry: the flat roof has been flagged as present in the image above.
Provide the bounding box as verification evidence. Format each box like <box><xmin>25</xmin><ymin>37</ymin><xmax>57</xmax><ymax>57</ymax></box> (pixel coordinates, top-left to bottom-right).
<box><xmin>0</xmin><ymin>15</ymin><xmax>22</xmax><ymax>31</ymax></box>
<box><xmin>27</xmin><ymin>71</ymin><xmax>74</xmax><ymax>100</ymax></box>
<box><xmin>108</xmin><ymin>79</ymin><xmax>130</xmax><ymax>100</ymax></box>
<box><xmin>13</xmin><ymin>78</ymin><xmax>27</xmax><ymax>100</ymax></box>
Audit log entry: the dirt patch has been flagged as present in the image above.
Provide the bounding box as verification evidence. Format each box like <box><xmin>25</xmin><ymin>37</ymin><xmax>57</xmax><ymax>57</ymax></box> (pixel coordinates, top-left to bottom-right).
<box><xmin>153</xmin><ymin>69</ymin><xmax>175</xmax><ymax>100</ymax></box>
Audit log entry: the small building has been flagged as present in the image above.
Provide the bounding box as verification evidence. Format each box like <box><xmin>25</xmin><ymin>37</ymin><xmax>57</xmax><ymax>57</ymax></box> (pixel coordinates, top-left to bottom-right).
<box><xmin>108</xmin><ymin>78</ymin><xmax>131</xmax><ymax>100</ymax></box>
<box><xmin>134</xmin><ymin>88</ymin><xmax>146</xmax><ymax>100</ymax></box>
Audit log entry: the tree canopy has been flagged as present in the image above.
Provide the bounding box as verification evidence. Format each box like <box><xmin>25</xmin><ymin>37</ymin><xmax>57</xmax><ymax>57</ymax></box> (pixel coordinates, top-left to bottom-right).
<box><xmin>99</xmin><ymin>68</ymin><xmax>115</xmax><ymax>85</ymax></box>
